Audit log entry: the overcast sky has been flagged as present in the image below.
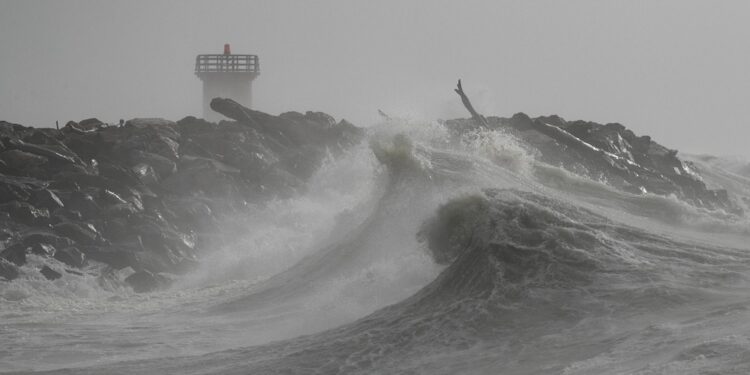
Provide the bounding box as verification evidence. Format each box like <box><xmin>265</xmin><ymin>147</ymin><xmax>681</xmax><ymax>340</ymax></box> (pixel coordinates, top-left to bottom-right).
<box><xmin>1</xmin><ymin>0</ymin><xmax>749</xmax><ymax>157</ymax></box>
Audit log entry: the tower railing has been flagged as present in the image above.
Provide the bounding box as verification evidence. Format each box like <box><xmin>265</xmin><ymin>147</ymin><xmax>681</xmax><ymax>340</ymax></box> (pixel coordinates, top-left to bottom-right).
<box><xmin>195</xmin><ymin>54</ymin><xmax>260</xmax><ymax>74</ymax></box>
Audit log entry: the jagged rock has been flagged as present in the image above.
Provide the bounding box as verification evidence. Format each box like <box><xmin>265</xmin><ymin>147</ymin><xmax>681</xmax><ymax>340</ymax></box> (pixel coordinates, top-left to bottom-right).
<box><xmin>100</xmin><ymin>217</ymin><xmax>133</xmax><ymax>242</ymax></box>
<box><xmin>30</xmin><ymin>243</ymin><xmax>55</xmax><ymax>256</ymax></box>
<box><xmin>0</xmin><ymin>149</ymin><xmax>48</xmax><ymax>172</ymax></box>
<box><xmin>98</xmin><ymin>162</ymin><xmax>143</xmax><ymax>187</ymax></box>
<box><xmin>128</xmin><ymin>150</ymin><xmax>176</xmax><ymax>178</ymax></box>
<box><xmin>62</xmin><ymin>135</ymin><xmax>99</xmax><ymax>160</ymax></box>
<box><xmin>1</xmin><ymin>243</ymin><xmax>27</xmax><ymax>266</ymax></box>
<box><xmin>30</xmin><ymin>189</ymin><xmax>65</xmax><ymax>211</ymax></box>
<box><xmin>78</xmin><ymin>118</ymin><xmax>104</xmax><ymax>130</ymax></box>
<box><xmin>120</xmin><ymin>119</ymin><xmax>180</xmax><ymax>158</ymax></box>
<box><xmin>0</xmin><ymin>120</ymin><xmax>27</xmax><ymax>135</ymax></box>
<box><xmin>0</xmin><ymin>228</ymin><xmax>11</xmax><ymax>241</ymax></box>
<box><xmin>6</xmin><ymin>138</ymin><xmax>81</xmax><ymax>166</ymax></box>
<box><xmin>65</xmin><ymin>191</ymin><xmax>100</xmax><ymax>218</ymax></box>
<box><xmin>52</xmin><ymin>173</ymin><xmax>112</xmax><ymax>192</ymax></box>
<box><xmin>21</xmin><ymin>231</ymin><xmax>74</xmax><ymax>249</ymax></box>
<box><xmin>131</xmin><ymin>163</ymin><xmax>159</xmax><ymax>185</ymax></box>
<box><xmin>54</xmin><ymin>246</ymin><xmax>86</xmax><ymax>268</ymax></box>
<box><xmin>0</xmin><ymin>201</ymin><xmax>50</xmax><ymax>225</ymax></box>
<box><xmin>40</xmin><ymin>265</ymin><xmax>62</xmax><ymax>280</ymax></box>
<box><xmin>51</xmin><ymin>209</ymin><xmax>84</xmax><ymax>224</ymax></box>
<box><xmin>63</xmin><ymin>121</ymin><xmax>82</xmax><ymax>132</ymax></box>
<box><xmin>24</xmin><ymin>128</ymin><xmax>58</xmax><ymax>145</ymax></box>
<box><xmin>0</xmin><ymin>259</ymin><xmax>19</xmax><ymax>281</ymax></box>
<box><xmin>53</xmin><ymin>222</ymin><xmax>102</xmax><ymax>245</ymax></box>
<box><xmin>160</xmin><ymin>160</ymin><xmax>242</xmax><ymax>197</ymax></box>
<box><xmin>161</xmin><ymin>197</ymin><xmax>217</xmax><ymax>231</ymax></box>
<box><xmin>124</xmin><ymin>118</ymin><xmax>176</xmax><ymax>130</ymax></box>
<box><xmin>0</xmin><ymin>176</ymin><xmax>33</xmax><ymax>203</ymax></box>
<box><xmin>47</xmin><ymin>177</ymin><xmax>81</xmax><ymax>191</ymax></box>
<box><xmin>98</xmin><ymin>189</ymin><xmax>128</xmax><ymax>206</ymax></box>
<box><xmin>176</xmin><ymin>116</ymin><xmax>216</xmax><ymax>134</ymax></box>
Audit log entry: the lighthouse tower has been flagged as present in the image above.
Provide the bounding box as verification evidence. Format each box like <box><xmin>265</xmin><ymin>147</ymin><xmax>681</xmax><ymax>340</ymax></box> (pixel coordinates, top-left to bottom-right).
<box><xmin>195</xmin><ymin>44</ymin><xmax>260</xmax><ymax>121</ymax></box>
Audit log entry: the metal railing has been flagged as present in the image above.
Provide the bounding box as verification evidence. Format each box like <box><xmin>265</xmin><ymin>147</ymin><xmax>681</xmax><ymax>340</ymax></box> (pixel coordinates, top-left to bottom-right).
<box><xmin>195</xmin><ymin>54</ymin><xmax>260</xmax><ymax>74</ymax></box>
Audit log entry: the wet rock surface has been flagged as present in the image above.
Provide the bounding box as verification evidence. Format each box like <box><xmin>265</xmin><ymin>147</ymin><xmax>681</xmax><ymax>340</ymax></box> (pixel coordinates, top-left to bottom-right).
<box><xmin>0</xmin><ymin>101</ymin><xmax>363</xmax><ymax>292</ymax></box>
<box><xmin>446</xmin><ymin>114</ymin><xmax>743</xmax><ymax>214</ymax></box>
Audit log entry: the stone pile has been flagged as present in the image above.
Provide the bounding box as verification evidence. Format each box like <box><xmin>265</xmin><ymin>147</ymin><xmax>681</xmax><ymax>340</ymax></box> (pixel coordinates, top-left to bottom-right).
<box><xmin>446</xmin><ymin>113</ymin><xmax>742</xmax><ymax>214</ymax></box>
<box><xmin>0</xmin><ymin>99</ymin><xmax>362</xmax><ymax>291</ymax></box>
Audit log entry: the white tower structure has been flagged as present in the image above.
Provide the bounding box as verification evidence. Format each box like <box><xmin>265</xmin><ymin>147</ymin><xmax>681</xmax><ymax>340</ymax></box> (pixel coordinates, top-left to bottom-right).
<box><xmin>195</xmin><ymin>44</ymin><xmax>260</xmax><ymax>121</ymax></box>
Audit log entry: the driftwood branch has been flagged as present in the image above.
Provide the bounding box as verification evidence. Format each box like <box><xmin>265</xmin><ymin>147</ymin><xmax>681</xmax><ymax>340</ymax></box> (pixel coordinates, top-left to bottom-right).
<box><xmin>454</xmin><ymin>79</ymin><xmax>489</xmax><ymax>127</ymax></box>
<box><xmin>377</xmin><ymin>109</ymin><xmax>392</xmax><ymax>121</ymax></box>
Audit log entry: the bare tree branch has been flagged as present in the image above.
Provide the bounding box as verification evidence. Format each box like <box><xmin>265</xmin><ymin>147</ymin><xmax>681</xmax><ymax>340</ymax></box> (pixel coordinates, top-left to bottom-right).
<box><xmin>377</xmin><ymin>109</ymin><xmax>392</xmax><ymax>121</ymax></box>
<box><xmin>454</xmin><ymin>79</ymin><xmax>489</xmax><ymax>127</ymax></box>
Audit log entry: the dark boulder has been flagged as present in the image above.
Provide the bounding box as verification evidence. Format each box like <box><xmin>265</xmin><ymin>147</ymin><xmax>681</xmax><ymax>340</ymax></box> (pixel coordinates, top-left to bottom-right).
<box><xmin>118</xmin><ymin>119</ymin><xmax>180</xmax><ymax>160</ymax></box>
<box><xmin>98</xmin><ymin>189</ymin><xmax>128</xmax><ymax>206</ymax></box>
<box><xmin>0</xmin><ymin>228</ymin><xmax>11</xmax><ymax>241</ymax></box>
<box><xmin>64</xmin><ymin>191</ymin><xmax>100</xmax><ymax>218</ymax></box>
<box><xmin>176</xmin><ymin>116</ymin><xmax>216</xmax><ymax>134</ymax></box>
<box><xmin>160</xmin><ymin>159</ymin><xmax>242</xmax><ymax>197</ymax></box>
<box><xmin>6</xmin><ymin>138</ymin><xmax>81</xmax><ymax>166</ymax></box>
<box><xmin>50</xmin><ymin>172</ymin><xmax>112</xmax><ymax>191</ymax></box>
<box><xmin>30</xmin><ymin>189</ymin><xmax>65</xmax><ymax>211</ymax></box>
<box><xmin>1</xmin><ymin>243</ymin><xmax>27</xmax><ymax>266</ymax></box>
<box><xmin>0</xmin><ymin>259</ymin><xmax>19</xmax><ymax>281</ymax></box>
<box><xmin>131</xmin><ymin>163</ymin><xmax>159</xmax><ymax>185</ymax></box>
<box><xmin>40</xmin><ymin>265</ymin><xmax>62</xmax><ymax>280</ymax></box>
<box><xmin>52</xmin><ymin>209</ymin><xmax>84</xmax><ymax>223</ymax></box>
<box><xmin>0</xmin><ymin>201</ymin><xmax>50</xmax><ymax>225</ymax></box>
<box><xmin>78</xmin><ymin>118</ymin><xmax>104</xmax><ymax>131</ymax></box>
<box><xmin>23</xmin><ymin>128</ymin><xmax>59</xmax><ymax>145</ymax></box>
<box><xmin>100</xmin><ymin>217</ymin><xmax>132</xmax><ymax>241</ymax></box>
<box><xmin>62</xmin><ymin>136</ymin><xmax>99</xmax><ymax>161</ymax></box>
<box><xmin>0</xmin><ymin>149</ymin><xmax>48</xmax><ymax>174</ymax></box>
<box><xmin>0</xmin><ymin>120</ymin><xmax>27</xmax><ymax>134</ymax></box>
<box><xmin>98</xmin><ymin>162</ymin><xmax>143</xmax><ymax>187</ymax></box>
<box><xmin>161</xmin><ymin>197</ymin><xmax>218</xmax><ymax>231</ymax></box>
<box><xmin>53</xmin><ymin>222</ymin><xmax>102</xmax><ymax>245</ymax></box>
<box><xmin>0</xmin><ymin>176</ymin><xmax>33</xmax><ymax>203</ymax></box>
<box><xmin>124</xmin><ymin>118</ymin><xmax>176</xmax><ymax>131</ymax></box>
<box><xmin>54</xmin><ymin>246</ymin><xmax>86</xmax><ymax>268</ymax></box>
<box><xmin>47</xmin><ymin>178</ymin><xmax>81</xmax><ymax>191</ymax></box>
<box><xmin>128</xmin><ymin>150</ymin><xmax>176</xmax><ymax>178</ymax></box>
<box><xmin>21</xmin><ymin>231</ymin><xmax>74</xmax><ymax>250</ymax></box>
<box><xmin>30</xmin><ymin>243</ymin><xmax>55</xmax><ymax>256</ymax></box>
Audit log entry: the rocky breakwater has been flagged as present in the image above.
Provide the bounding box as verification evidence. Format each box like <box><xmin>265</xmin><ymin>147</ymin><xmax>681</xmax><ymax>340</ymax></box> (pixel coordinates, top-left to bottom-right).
<box><xmin>0</xmin><ymin>99</ymin><xmax>362</xmax><ymax>292</ymax></box>
<box><xmin>446</xmin><ymin>113</ymin><xmax>743</xmax><ymax>214</ymax></box>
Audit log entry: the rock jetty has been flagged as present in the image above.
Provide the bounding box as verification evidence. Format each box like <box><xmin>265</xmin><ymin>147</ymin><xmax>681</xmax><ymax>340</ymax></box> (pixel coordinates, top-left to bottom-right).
<box><xmin>0</xmin><ymin>99</ymin><xmax>362</xmax><ymax>291</ymax></box>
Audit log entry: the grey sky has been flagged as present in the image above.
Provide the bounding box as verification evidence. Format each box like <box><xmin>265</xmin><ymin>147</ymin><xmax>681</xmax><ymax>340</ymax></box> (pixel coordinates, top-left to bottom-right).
<box><xmin>1</xmin><ymin>0</ymin><xmax>749</xmax><ymax>157</ymax></box>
